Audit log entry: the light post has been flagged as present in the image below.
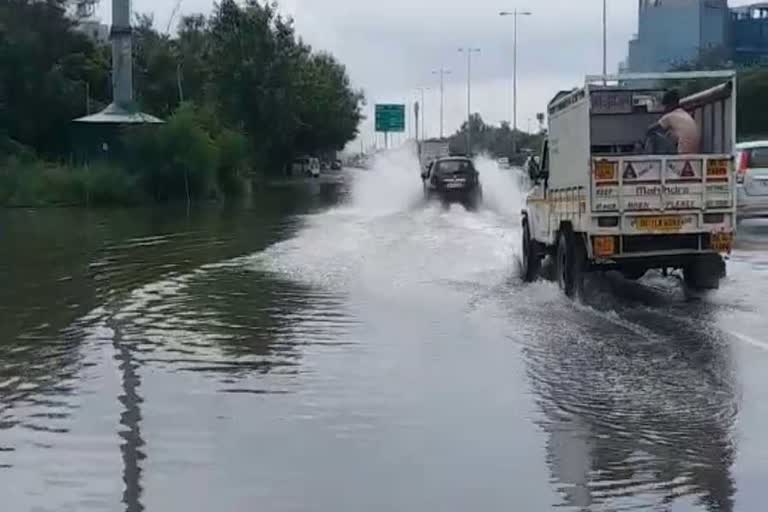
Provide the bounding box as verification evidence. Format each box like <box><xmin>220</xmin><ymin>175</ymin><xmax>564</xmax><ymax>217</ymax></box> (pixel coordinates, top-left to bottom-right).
<box><xmin>432</xmin><ymin>67</ymin><xmax>451</xmax><ymax>139</ymax></box>
<box><xmin>416</xmin><ymin>87</ymin><xmax>430</xmax><ymax>140</ymax></box>
<box><xmin>603</xmin><ymin>0</ymin><xmax>607</xmax><ymax>79</ymax></box>
<box><xmin>458</xmin><ymin>47</ymin><xmax>480</xmax><ymax>155</ymax></box>
<box><xmin>499</xmin><ymin>9</ymin><xmax>532</xmax><ymax>155</ymax></box>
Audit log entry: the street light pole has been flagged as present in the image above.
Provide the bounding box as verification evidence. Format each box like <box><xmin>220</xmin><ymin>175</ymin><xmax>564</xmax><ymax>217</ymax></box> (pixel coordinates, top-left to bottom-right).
<box><xmin>602</xmin><ymin>0</ymin><xmax>607</xmax><ymax>79</ymax></box>
<box><xmin>458</xmin><ymin>48</ymin><xmax>480</xmax><ymax>155</ymax></box>
<box><xmin>416</xmin><ymin>87</ymin><xmax>430</xmax><ymax>140</ymax></box>
<box><xmin>432</xmin><ymin>68</ymin><xmax>451</xmax><ymax>139</ymax></box>
<box><xmin>500</xmin><ymin>9</ymin><xmax>532</xmax><ymax>155</ymax></box>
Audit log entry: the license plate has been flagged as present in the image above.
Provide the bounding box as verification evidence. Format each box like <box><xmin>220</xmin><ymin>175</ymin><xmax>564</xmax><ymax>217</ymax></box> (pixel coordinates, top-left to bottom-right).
<box><xmin>445</xmin><ymin>182</ymin><xmax>465</xmax><ymax>189</ymax></box>
<box><xmin>711</xmin><ymin>232</ymin><xmax>732</xmax><ymax>253</ymax></box>
<box><xmin>593</xmin><ymin>236</ymin><xmax>615</xmax><ymax>257</ymax></box>
<box><xmin>707</xmin><ymin>159</ymin><xmax>730</xmax><ymax>178</ymax></box>
<box><xmin>594</xmin><ymin>161</ymin><xmax>616</xmax><ymax>181</ymax></box>
<box><xmin>633</xmin><ymin>216</ymin><xmax>685</xmax><ymax>232</ymax></box>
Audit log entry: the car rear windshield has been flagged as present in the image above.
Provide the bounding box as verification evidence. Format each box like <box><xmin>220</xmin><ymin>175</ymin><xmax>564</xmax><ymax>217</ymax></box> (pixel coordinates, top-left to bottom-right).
<box><xmin>748</xmin><ymin>148</ymin><xmax>768</xmax><ymax>168</ymax></box>
<box><xmin>435</xmin><ymin>160</ymin><xmax>475</xmax><ymax>175</ymax></box>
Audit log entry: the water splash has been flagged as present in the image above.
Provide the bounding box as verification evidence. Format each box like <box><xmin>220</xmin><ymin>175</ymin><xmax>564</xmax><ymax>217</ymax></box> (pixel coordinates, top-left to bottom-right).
<box><xmin>251</xmin><ymin>147</ymin><xmax>529</xmax><ymax>294</ymax></box>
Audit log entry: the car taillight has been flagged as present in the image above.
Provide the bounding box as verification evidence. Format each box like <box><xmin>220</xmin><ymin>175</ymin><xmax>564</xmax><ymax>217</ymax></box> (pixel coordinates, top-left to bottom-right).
<box><xmin>737</xmin><ymin>151</ymin><xmax>750</xmax><ymax>183</ymax></box>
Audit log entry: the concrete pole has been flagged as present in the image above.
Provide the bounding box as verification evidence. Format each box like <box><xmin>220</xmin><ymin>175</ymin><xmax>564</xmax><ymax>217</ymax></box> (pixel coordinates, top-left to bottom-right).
<box><xmin>603</xmin><ymin>0</ymin><xmax>608</xmax><ymax>79</ymax></box>
<box><xmin>459</xmin><ymin>48</ymin><xmax>480</xmax><ymax>155</ymax></box>
<box><xmin>111</xmin><ymin>0</ymin><xmax>134</xmax><ymax>107</ymax></box>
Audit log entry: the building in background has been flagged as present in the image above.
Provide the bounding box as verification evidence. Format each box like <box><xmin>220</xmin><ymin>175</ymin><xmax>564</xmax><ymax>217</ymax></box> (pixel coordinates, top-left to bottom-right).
<box><xmin>624</xmin><ymin>0</ymin><xmax>768</xmax><ymax>72</ymax></box>
<box><xmin>731</xmin><ymin>3</ymin><xmax>768</xmax><ymax>65</ymax></box>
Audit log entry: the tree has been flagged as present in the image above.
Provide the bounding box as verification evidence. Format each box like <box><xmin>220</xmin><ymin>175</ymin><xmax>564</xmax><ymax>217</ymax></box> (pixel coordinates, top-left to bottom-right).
<box><xmin>671</xmin><ymin>48</ymin><xmax>768</xmax><ymax>139</ymax></box>
<box><xmin>449</xmin><ymin>114</ymin><xmax>545</xmax><ymax>162</ymax></box>
<box><xmin>0</xmin><ymin>0</ymin><xmax>110</xmax><ymax>156</ymax></box>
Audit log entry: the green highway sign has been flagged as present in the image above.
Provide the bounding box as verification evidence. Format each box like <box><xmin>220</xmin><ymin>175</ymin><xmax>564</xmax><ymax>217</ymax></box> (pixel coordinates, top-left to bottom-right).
<box><xmin>375</xmin><ymin>104</ymin><xmax>405</xmax><ymax>133</ymax></box>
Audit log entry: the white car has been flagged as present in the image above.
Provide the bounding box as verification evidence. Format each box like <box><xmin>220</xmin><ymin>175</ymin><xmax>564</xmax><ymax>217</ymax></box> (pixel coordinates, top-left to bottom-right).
<box><xmin>736</xmin><ymin>141</ymin><xmax>768</xmax><ymax>222</ymax></box>
<box><xmin>291</xmin><ymin>157</ymin><xmax>321</xmax><ymax>178</ymax></box>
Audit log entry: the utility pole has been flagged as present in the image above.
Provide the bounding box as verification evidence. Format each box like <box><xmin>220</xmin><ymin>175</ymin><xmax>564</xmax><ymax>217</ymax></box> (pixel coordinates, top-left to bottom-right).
<box><xmin>458</xmin><ymin>48</ymin><xmax>480</xmax><ymax>155</ymax></box>
<box><xmin>432</xmin><ymin>68</ymin><xmax>452</xmax><ymax>139</ymax></box>
<box><xmin>602</xmin><ymin>0</ymin><xmax>607</xmax><ymax>80</ymax></box>
<box><xmin>500</xmin><ymin>9</ymin><xmax>532</xmax><ymax>156</ymax></box>
<box><xmin>414</xmin><ymin>100</ymin><xmax>421</xmax><ymax>143</ymax></box>
<box><xmin>416</xmin><ymin>88</ymin><xmax>430</xmax><ymax>140</ymax></box>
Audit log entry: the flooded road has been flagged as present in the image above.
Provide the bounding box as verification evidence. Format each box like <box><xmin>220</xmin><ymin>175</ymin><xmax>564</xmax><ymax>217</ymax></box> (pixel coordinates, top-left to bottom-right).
<box><xmin>2</xmin><ymin>151</ymin><xmax>768</xmax><ymax>511</ymax></box>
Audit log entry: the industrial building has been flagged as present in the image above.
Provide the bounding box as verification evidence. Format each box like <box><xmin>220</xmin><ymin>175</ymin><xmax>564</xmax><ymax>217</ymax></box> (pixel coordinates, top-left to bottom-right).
<box><xmin>624</xmin><ymin>0</ymin><xmax>768</xmax><ymax>72</ymax></box>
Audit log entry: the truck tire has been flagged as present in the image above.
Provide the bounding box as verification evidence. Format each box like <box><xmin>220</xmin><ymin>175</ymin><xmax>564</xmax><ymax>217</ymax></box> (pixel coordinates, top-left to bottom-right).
<box><xmin>521</xmin><ymin>219</ymin><xmax>540</xmax><ymax>283</ymax></box>
<box><xmin>556</xmin><ymin>227</ymin><xmax>586</xmax><ymax>298</ymax></box>
<box><xmin>683</xmin><ymin>255</ymin><xmax>725</xmax><ymax>291</ymax></box>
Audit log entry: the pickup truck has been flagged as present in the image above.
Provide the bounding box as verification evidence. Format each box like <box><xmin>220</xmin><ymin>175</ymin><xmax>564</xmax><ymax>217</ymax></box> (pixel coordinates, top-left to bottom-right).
<box><xmin>522</xmin><ymin>71</ymin><xmax>736</xmax><ymax>296</ymax></box>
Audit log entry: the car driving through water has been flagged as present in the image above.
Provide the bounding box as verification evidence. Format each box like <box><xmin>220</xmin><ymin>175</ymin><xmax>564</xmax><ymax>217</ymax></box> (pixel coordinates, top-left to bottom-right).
<box><xmin>421</xmin><ymin>156</ymin><xmax>483</xmax><ymax>209</ymax></box>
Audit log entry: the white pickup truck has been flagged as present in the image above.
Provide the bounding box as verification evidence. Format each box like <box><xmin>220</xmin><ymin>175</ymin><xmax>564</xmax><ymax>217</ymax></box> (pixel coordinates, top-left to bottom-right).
<box><xmin>522</xmin><ymin>71</ymin><xmax>737</xmax><ymax>296</ymax></box>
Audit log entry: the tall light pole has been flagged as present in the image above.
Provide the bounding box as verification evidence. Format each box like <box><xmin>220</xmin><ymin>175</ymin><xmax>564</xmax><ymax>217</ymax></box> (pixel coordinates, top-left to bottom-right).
<box><xmin>416</xmin><ymin>87</ymin><xmax>430</xmax><ymax>140</ymax></box>
<box><xmin>499</xmin><ymin>9</ymin><xmax>532</xmax><ymax>155</ymax></box>
<box><xmin>432</xmin><ymin>67</ymin><xmax>452</xmax><ymax>139</ymax></box>
<box><xmin>458</xmin><ymin>47</ymin><xmax>480</xmax><ymax>155</ymax></box>
<box><xmin>602</xmin><ymin>0</ymin><xmax>607</xmax><ymax>79</ymax></box>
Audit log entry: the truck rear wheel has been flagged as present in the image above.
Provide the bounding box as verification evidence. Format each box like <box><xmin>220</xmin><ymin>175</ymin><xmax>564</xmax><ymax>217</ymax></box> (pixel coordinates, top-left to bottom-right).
<box><xmin>556</xmin><ymin>227</ymin><xmax>585</xmax><ymax>298</ymax></box>
<box><xmin>521</xmin><ymin>219</ymin><xmax>540</xmax><ymax>282</ymax></box>
<box><xmin>683</xmin><ymin>255</ymin><xmax>725</xmax><ymax>291</ymax></box>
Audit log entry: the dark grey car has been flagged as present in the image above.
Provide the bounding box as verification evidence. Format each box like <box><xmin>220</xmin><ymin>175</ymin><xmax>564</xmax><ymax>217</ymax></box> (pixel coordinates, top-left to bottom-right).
<box><xmin>421</xmin><ymin>157</ymin><xmax>483</xmax><ymax>209</ymax></box>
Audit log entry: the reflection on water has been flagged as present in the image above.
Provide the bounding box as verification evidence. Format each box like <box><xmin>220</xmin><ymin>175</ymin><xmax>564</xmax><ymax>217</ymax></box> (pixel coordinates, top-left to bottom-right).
<box><xmin>0</xmin><ymin>182</ymin><xmax>348</xmax><ymax>510</ymax></box>
<box><xmin>111</xmin><ymin>316</ymin><xmax>145</xmax><ymax>512</ymax></box>
<box><xmin>517</xmin><ymin>285</ymin><xmax>738</xmax><ymax>511</ymax></box>
<box><xmin>0</xmin><ymin>160</ymin><xmax>757</xmax><ymax>511</ymax></box>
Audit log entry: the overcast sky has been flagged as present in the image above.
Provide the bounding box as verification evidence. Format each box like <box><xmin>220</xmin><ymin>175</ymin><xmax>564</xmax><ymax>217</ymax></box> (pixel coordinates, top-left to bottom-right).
<box><xmin>100</xmin><ymin>0</ymin><xmax>757</xmax><ymax>147</ymax></box>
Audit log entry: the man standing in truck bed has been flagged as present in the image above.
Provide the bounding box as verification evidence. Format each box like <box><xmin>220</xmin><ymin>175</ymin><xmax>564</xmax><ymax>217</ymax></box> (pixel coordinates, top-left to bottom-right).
<box><xmin>649</xmin><ymin>89</ymin><xmax>701</xmax><ymax>154</ymax></box>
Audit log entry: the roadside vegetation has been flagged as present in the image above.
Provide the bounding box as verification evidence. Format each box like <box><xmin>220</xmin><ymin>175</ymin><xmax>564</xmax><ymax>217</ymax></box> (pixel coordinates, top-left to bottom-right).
<box><xmin>0</xmin><ymin>0</ymin><xmax>363</xmax><ymax>206</ymax></box>
<box><xmin>672</xmin><ymin>48</ymin><xmax>768</xmax><ymax>139</ymax></box>
<box><xmin>449</xmin><ymin>114</ymin><xmax>546</xmax><ymax>163</ymax></box>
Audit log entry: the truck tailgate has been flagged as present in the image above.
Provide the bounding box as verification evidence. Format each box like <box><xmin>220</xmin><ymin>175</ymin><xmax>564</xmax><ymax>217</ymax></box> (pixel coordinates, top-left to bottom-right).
<box><xmin>591</xmin><ymin>155</ymin><xmax>734</xmax><ymax>236</ymax></box>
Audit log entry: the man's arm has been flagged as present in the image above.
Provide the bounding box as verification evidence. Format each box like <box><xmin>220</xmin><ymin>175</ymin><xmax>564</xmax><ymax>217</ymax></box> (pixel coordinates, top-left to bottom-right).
<box><xmin>648</xmin><ymin>113</ymin><xmax>670</xmax><ymax>135</ymax></box>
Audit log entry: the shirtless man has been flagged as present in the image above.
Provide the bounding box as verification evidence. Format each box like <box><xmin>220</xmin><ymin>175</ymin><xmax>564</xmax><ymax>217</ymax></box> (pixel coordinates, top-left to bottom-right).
<box><xmin>648</xmin><ymin>89</ymin><xmax>701</xmax><ymax>154</ymax></box>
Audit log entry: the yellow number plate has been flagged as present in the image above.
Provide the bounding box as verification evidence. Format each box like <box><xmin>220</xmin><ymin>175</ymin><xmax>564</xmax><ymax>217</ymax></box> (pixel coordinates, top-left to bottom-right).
<box><xmin>594</xmin><ymin>161</ymin><xmax>616</xmax><ymax>181</ymax></box>
<box><xmin>707</xmin><ymin>160</ymin><xmax>730</xmax><ymax>178</ymax></box>
<box><xmin>711</xmin><ymin>232</ymin><xmax>732</xmax><ymax>254</ymax></box>
<box><xmin>633</xmin><ymin>216</ymin><xmax>685</xmax><ymax>232</ymax></box>
<box><xmin>593</xmin><ymin>236</ymin><xmax>616</xmax><ymax>257</ymax></box>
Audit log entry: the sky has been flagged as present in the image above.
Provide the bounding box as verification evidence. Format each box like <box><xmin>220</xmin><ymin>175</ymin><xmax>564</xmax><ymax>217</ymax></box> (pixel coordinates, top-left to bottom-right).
<box><xmin>98</xmin><ymin>0</ymin><xmax>758</xmax><ymax>148</ymax></box>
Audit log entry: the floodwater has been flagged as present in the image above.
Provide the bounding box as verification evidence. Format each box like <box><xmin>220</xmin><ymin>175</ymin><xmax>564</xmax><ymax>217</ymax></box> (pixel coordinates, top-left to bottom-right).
<box><xmin>2</xmin><ymin>149</ymin><xmax>768</xmax><ymax>511</ymax></box>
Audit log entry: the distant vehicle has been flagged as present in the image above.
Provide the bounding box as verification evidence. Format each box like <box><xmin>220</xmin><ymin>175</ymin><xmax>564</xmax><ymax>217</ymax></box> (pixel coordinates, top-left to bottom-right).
<box><xmin>736</xmin><ymin>141</ymin><xmax>768</xmax><ymax>222</ymax></box>
<box><xmin>331</xmin><ymin>159</ymin><xmax>343</xmax><ymax>171</ymax></box>
<box><xmin>523</xmin><ymin>155</ymin><xmax>540</xmax><ymax>172</ymax></box>
<box><xmin>522</xmin><ymin>71</ymin><xmax>736</xmax><ymax>296</ymax></box>
<box><xmin>422</xmin><ymin>156</ymin><xmax>483</xmax><ymax>209</ymax></box>
<box><xmin>292</xmin><ymin>157</ymin><xmax>321</xmax><ymax>178</ymax></box>
<box><xmin>497</xmin><ymin>157</ymin><xmax>512</xmax><ymax>170</ymax></box>
<box><xmin>418</xmin><ymin>139</ymin><xmax>451</xmax><ymax>174</ymax></box>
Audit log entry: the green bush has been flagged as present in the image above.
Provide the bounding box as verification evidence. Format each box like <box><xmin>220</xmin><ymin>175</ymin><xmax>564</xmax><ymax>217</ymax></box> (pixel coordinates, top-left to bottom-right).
<box><xmin>0</xmin><ymin>158</ymin><xmax>141</xmax><ymax>207</ymax></box>
<box><xmin>74</xmin><ymin>164</ymin><xmax>143</xmax><ymax>206</ymax></box>
<box><xmin>215</xmin><ymin>128</ymin><xmax>249</xmax><ymax>198</ymax></box>
<box><xmin>124</xmin><ymin>103</ymin><xmax>219</xmax><ymax>202</ymax></box>
<box><xmin>0</xmin><ymin>159</ymin><xmax>78</xmax><ymax>206</ymax></box>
